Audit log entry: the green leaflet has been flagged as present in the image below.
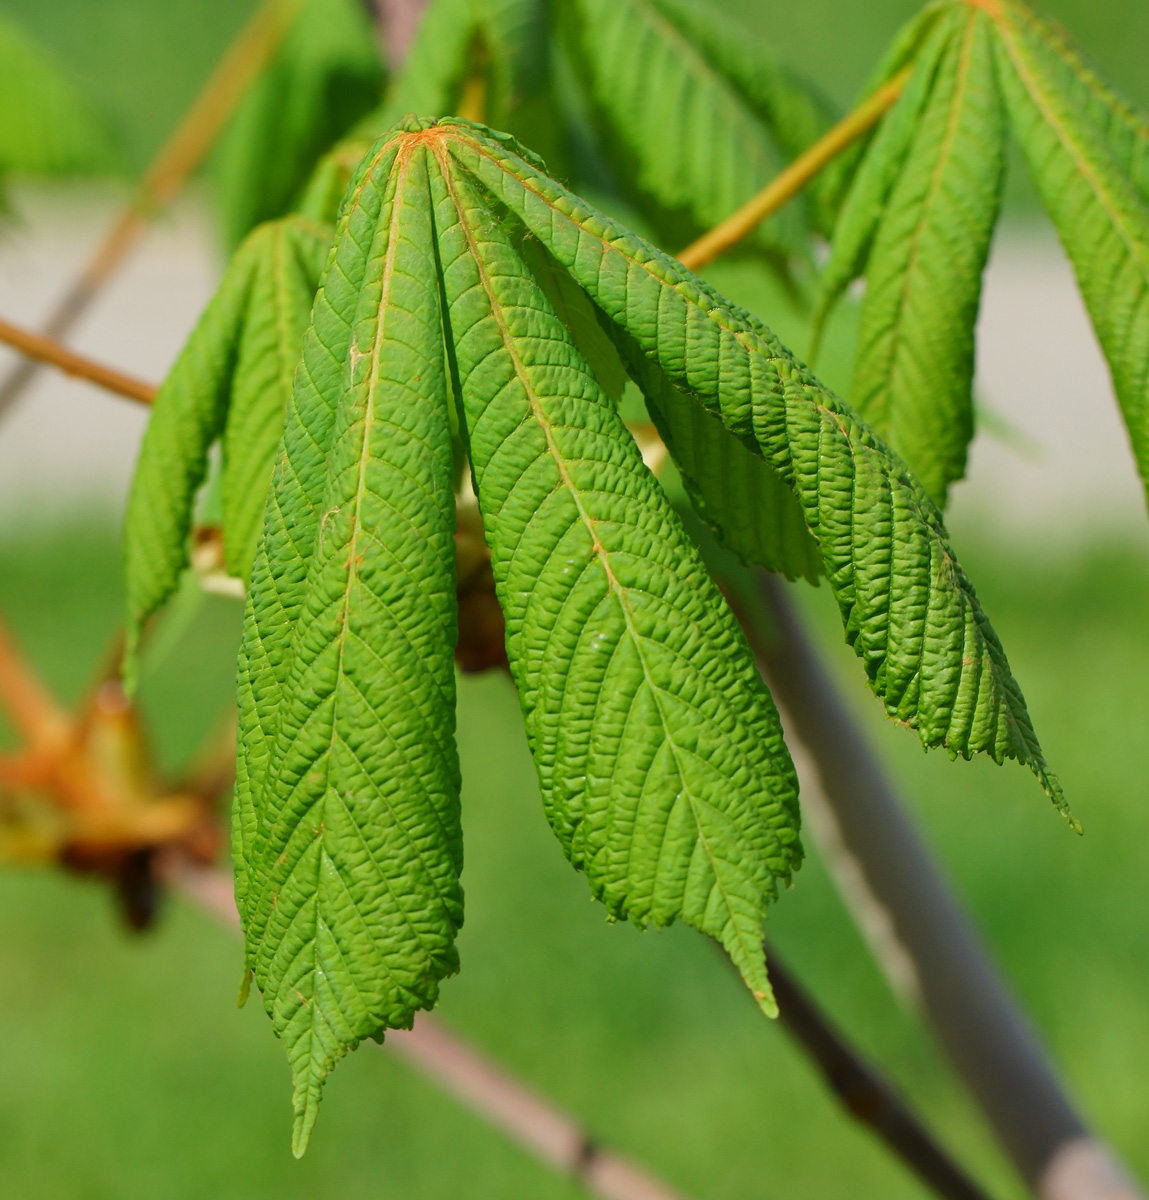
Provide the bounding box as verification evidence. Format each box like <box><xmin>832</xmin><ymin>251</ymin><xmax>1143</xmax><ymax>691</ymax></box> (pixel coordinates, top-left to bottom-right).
<box><xmin>214</xmin><ymin>0</ymin><xmax>385</xmax><ymax>249</ymax></box>
<box><xmin>222</xmin><ymin>219</ymin><xmax>333</xmax><ymax>576</ymax></box>
<box><xmin>0</xmin><ymin>12</ymin><xmax>111</xmax><ymax>183</ymax></box>
<box><xmin>621</xmin><ymin>331</ymin><xmax>822</xmax><ymax>584</ymax></box>
<box><xmin>632</xmin><ymin>0</ymin><xmax>842</xmax><ymax>236</ymax></box>
<box><xmin>122</xmin><ymin>216</ymin><xmax>330</xmax><ymax>684</ymax></box>
<box><xmin>810</xmin><ymin>9</ymin><xmax>959</xmax><ymax>355</ymax></box>
<box><xmin>996</xmin><ymin>0</ymin><xmax>1149</xmax><ymax>204</ymax></box>
<box><xmin>238</xmin><ymin>130</ymin><xmax>463</xmax><ymax>1157</ymax></box>
<box><xmin>852</xmin><ymin>8</ymin><xmax>1006</xmax><ymax>506</ymax></box>
<box><xmin>446</xmin><ymin>119</ymin><xmax>1069</xmax><ymax>819</ymax></box>
<box><xmin>993</xmin><ymin>9</ymin><xmax>1149</xmax><ymax>508</ymax></box>
<box><xmin>122</xmin><ymin>238</ymin><xmax>259</xmax><ymax>684</ymax></box>
<box><xmin>564</xmin><ymin>0</ymin><xmax>806</xmax><ymax>266</ymax></box>
<box><xmin>431</xmin><ymin>140</ymin><xmax>800</xmax><ymax>1015</ymax></box>
<box><xmin>235</xmin><ymin>136</ymin><xmax>407</xmax><ymax>932</ymax></box>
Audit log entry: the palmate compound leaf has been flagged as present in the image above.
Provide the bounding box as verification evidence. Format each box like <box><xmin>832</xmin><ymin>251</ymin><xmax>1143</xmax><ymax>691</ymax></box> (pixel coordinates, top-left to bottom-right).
<box><xmin>431</xmin><ymin>132</ymin><xmax>802</xmax><ymax>995</ymax></box>
<box><xmin>851</xmin><ymin>5</ymin><xmax>1007</xmax><ymax>506</ymax></box>
<box><xmin>230</xmin><ymin>116</ymin><xmax>1070</xmax><ymax>1151</ymax></box>
<box><xmin>442</xmin><ymin>117</ymin><xmax>1069</xmax><ymax>821</ymax></box>
<box><xmin>237</xmin><ymin>130</ymin><xmax>463</xmax><ymax>1156</ymax></box>
<box><xmin>561</xmin><ymin>0</ymin><xmax>813</xmax><ymax>268</ymax></box>
<box><xmin>122</xmin><ymin>214</ymin><xmax>330</xmax><ymax>683</ymax></box>
<box><xmin>992</xmin><ymin>2</ymin><xmax>1149</xmax><ymax>507</ymax></box>
<box><xmin>236</xmin><ymin>118</ymin><xmax>805</xmax><ymax>1149</ymax></box>
<box><xmin>214</xmin><ymin>0</ymin><xmax>385</xmax><ymax>249</ymax></box>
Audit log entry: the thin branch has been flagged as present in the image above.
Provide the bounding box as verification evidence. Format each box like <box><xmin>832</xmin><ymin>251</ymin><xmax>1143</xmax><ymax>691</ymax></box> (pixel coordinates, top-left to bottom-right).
<box><xmin>765</xmin><ymin>947</ymin><xmax>994</xmax><ymax>1200</ymax></box>
<box><xmin>173</xmin><ymin>865</ymin><xmax>691</xmax><ymax>1200</ymax></box>
<box><xmin>0</xmin><ymin>317</ymin><xmax>156</xmax><ymax>406</ymax></box>
<box><xmin>749</xmin><ymin>571</ymin><xmax>1144</xmax><ymax>1200</ymax></box>
<box><xmin>362</xmin><ymin>0</ymin><xmax>429</xmax><ymax>71</ymax></box>
<box><xmin>0</xmin><ymin>0</ymin><xmax>299</xmax><ymax>420</ymax></box>
<box><xmin>677</xmin><ymin>66</ymin><xmax>912</xmax><ymax>272</ymax></box>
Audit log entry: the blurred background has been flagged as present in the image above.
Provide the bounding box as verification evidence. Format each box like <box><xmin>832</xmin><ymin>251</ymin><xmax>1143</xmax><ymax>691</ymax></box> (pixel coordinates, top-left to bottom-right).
<box><xmin>0</xmin><ymin>1</ymin><xmax>1147</xmax><ymax>1197</ymax></box>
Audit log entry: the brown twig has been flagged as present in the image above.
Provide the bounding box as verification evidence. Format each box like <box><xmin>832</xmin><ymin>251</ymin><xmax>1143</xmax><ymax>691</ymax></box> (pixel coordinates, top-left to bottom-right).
<box><xmin>766</xmin><ymin>948</ymin><xmax>994</xmax><ymax>1200</ymax></box>
<box><xmin>677</xmin><ymin>66</ymin><xmax>912</xmax><ymax>272</ymax></box>
<box><xmin>749</xmin><ymin>572</ymin><xmax>1143</xmax><ymax>1200</ymax></box>
<box><xmin>0</xmin><ymin>317</ymin><xmax>156</xmax><ymax>406</ymax></box>
<box><xmin>0</xmin><ymin>0</ymin><xmax>300</xmax><ymax>420</ymax></box>
<box><xmin>173</xmin><ymin>865</ymin><xmax>691</xmax><ymax>1200</ymax></box>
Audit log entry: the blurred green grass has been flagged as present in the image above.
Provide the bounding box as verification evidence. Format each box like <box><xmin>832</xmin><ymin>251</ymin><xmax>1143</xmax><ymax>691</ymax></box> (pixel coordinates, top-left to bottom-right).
<box><xmin>1</xmin><ymin>525</ymin><xmax>1147</xmax><ymax>1198</ymax></box>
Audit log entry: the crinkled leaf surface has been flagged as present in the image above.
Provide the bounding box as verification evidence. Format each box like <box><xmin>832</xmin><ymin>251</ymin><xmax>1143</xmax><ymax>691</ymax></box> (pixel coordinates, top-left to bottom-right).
<box><xmin>431</xmin><ymin>137</ymin><xmax>801</xmax><ymax>1016</ymax></box>
<box><xmin>993</xmin><ymin>2</ymin><xmax>1149</xmax><ymax>507</ymax></box>
<box><xmin>445</xmin><ymin>118</ymin><xmax>1068</xmax><ymax>819</ymax></box>
<box><xmin>239</xmin><ymin>132</ymin><xmax>462</xmax><ymax>1156</ymax></box>
<box><xmin>122</xmin><ymin>216</ymin><xmax>330</xmax><ymax>681</ymax></box>
<box><xmin>852</xmin><ymin>7</ymin><xmax>1006</xmax><ymax>505</ymax></box>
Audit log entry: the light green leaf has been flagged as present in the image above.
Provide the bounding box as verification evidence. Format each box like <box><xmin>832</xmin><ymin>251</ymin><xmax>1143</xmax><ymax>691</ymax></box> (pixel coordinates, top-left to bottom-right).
<box><xmin>0</xmin><ymin>12</ymin><xmax>112</xmax><ymax>181</ymax></box>
<box><xmin>811</xmin><ymin>9</ymin><xmax>961</xmax><ymax>354</ymax></box>
<box><xmin>852</xmin><ymin>8</ymin><xmax>1006</xmax><ymax>506</ymax></box>
<box><xmin>222</xmin><ymin>216</ymin><xmax>332</xmax><ymax>577</ymax></box>
<box><xmin>448</xmin><ymin>119</ymin><xmax>1069</xmax><ymax>819</ymax></box>
<box><xmin>632</xmin><ymin>0</ymin><xmax>842</xmax><ymax>235</ymax></box>
<box><xmin>996</xmin><ymin>0</ymin><xmax>1149</xmax><ymax>204</ymax></box>
<box><xmin>238</xmin><ymin>129</ymin><xmax>462</xmax><ymax>1157</ymax></box>
<box><xmin>994</xmin><ymin>7</ymin><xmax>1149</xmax><ymax>507</ymax></box>
<box><xmin>122</xmin><ymin>237</ymin><xmax>261</xmax><ymax>686</ymax></box>
<box><xmin>563</xmin><ymin>0</ymin><xmax>806</xmax><ymax>265</ymax></box>
<box><xmin>214</xmin><ymin>0</ymin><xmax>384</xmax><ymax>249</ymax></box>
<box><xmin>121</xmin><ymin>215</ymin><xmax>330</xmax><ymax>686</ymax></box>
<box><xmin>432</xmin><ymin>139</ymin><xmax>801</xmax><ymax>1014</ymax></box>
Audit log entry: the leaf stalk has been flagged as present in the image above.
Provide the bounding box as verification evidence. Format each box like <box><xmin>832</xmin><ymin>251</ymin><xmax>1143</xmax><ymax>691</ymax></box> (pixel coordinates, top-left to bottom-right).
<box><xmin>0</xmin><ymin>316</ymin><xmax>156</xmax><ymax>405</ymax></box>
<box><xmin>678</xmin><ymin>65</ymin><xmax>914</xmax><ymax>272</ymax></box>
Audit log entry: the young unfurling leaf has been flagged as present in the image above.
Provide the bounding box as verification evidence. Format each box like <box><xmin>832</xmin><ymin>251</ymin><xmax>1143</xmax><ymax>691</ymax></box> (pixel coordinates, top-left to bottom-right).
<box><xmin>122</xmin><ymin>215</ymin><xmax>329</xmax><ymax>682</ymax></box>
<box><xmin>852</xmin><ymin>7</ymin><xmax>1006</xmax><ymax>505</ymax></box>
<box><xmin>128</xmin><ymin>114</ymin><xmax>1068</xmax><ymax>1153</ymax></box>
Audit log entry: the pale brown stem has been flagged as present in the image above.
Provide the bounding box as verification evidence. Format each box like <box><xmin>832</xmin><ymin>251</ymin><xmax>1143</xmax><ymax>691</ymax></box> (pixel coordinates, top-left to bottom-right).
<box><xmin>0</xmin><ymin>0</ymin><xmax>299</xmax><ymax>419</ymax></box>
<box><xmin>174</xmin><ymin>866</ymin><xmax>692</xmax><ymax>1200</ymax></box>
<box><xmin>677</xmin><ymin>66</ymin><xmax>913</xmax><ymax>272</ymax></box>
<box><xmin>363</xmin><ymin>0</ymin><xmax>429</xmax><ymax>70</ymax></box>
<box><xmin>0</xmin><ymin>317</ymin><xmax>156</xmax><ymax>406</ymax></box>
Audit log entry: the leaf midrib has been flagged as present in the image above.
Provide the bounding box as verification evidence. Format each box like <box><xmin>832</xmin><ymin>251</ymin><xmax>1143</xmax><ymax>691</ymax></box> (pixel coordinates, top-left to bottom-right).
<box><xmin>877</xmin><ymin>9</ymin><xmax>981</xmax><ymax>429</ymax></box>
<box><xmin>994</xmin><ymin>9</ymin><xmax>1149</xmax><ymax>283</ymax></box>
<box><xmin>435</xmin><ymin>143</ymin><xmax>769</xmax><ymax>994</ymax></box>
<box><xmin>443</xmin><ymin>130</ymin><xmax>1063</xmax><ymax>807</ymax></box>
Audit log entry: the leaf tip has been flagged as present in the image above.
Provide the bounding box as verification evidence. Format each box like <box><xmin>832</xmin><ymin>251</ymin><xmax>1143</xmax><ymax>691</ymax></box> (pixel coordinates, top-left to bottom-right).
<box><xmin>291</xmin><ymin>1089</ymin><xmax>320</xmax><ymax>1159</ymax></box>
<box><xmin>753</xmin><ymin>986</ymin><xmax>779</xmax><ymax>1020</ymax></box>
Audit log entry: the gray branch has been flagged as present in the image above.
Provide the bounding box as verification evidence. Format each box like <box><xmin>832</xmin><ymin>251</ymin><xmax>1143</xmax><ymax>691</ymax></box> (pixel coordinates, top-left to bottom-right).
<box><xmin>753</xmin><ymin>571</ymin><xmax>1142</xmax><ymax>1200</ymax></box>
